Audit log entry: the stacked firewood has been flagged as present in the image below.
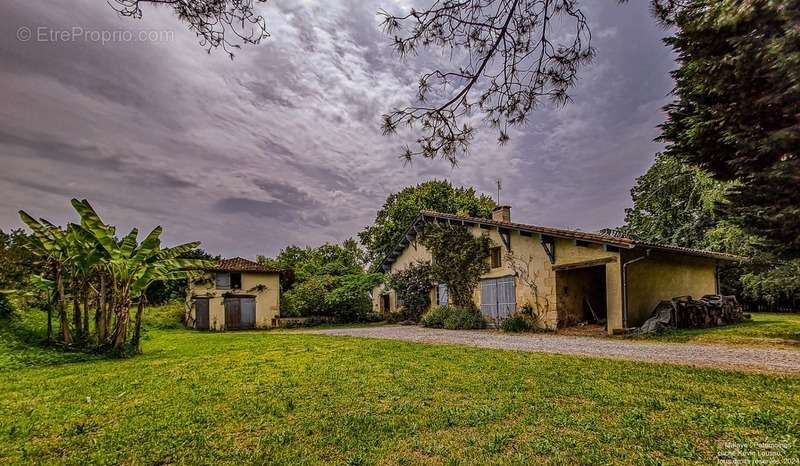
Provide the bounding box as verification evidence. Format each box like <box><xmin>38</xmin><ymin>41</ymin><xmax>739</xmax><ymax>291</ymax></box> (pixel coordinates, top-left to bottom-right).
<box><xmin>670</xmin><ymin>295</ymin><xmax>745</xmax><ymax>328</ymax></box>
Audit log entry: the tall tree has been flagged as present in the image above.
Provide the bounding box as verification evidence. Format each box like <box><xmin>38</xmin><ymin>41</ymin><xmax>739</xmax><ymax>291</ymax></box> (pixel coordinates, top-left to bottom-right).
<box><xmin>656</xmin><ymin>0</ymin><xmax>800</xmax><ymax>259</ymax></box>
<box><xmin>380</xmin><ymin>0</ymin><xmax>594</xmax><ymax>162</ymax></box>
<box><xmin>359</xmin><ymin>180</ymin><xmax>495</xmax><ymax>267</ymax></box>
<box><xmin>18</xmin><ymin>214</ymin><xmax>75</xmax><ymax>344</ymax></box>
<box><xmin>620</xmin><ymin>153</ymin><xmax>727</xmax><ymax>248</ymax></box>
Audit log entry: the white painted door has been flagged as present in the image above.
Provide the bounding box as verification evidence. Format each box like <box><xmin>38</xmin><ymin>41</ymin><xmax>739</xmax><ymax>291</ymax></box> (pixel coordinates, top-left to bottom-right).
<box><xmin>496</xmin><ymin>276</ymin><xmax>516</xmax><ymax>319</ymax></box>
<box><xmin>480</xmin><ymin>277</ymin><xmax>516</xmax><ymax>321</ymax></box>
<box><xmin>480</xmin><ymin>279</ymin><xmax>498</xmax><ymax>319</ymax></box>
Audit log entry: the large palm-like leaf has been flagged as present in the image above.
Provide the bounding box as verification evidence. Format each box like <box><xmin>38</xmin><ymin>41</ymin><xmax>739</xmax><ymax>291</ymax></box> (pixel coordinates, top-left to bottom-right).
<box><xmin>18</xmin><ymin>211</ymin><xmax>63</xmax><ymax>257</ymax></box>
<box><xmin>148</xmin><ymin>242</ymin><xmax>202</xmax><ymax>262</ymax></box>
<box><xmin>70</xmin><ymin>199</ymin><xmax>118</xmax><ymax>257</ymax></box>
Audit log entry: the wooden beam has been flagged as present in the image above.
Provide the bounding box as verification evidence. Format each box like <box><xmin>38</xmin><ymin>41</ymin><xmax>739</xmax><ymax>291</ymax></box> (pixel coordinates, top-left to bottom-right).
<box><xmin>552</xmin><ymin>257</ymin><xmax>616</xmax><ymax>271</ymax></box>
<box><xmin>498</xmin><ymin>227</ymin><xmax>511</xmax><ymax>251</ymax></box>
<box><xmin>541</xmin><ymin>235</ymin><xmax>556</xmax><ymax>264</ymax></box>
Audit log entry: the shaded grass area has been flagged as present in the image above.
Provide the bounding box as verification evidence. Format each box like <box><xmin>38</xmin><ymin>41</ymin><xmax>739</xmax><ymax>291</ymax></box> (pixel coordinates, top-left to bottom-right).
<box><xmin>0</xmin><ymin>311</ymin><xmax>103</xmax><ymax>370</ymax></box>
<box><xmin>1</xmin><ymin>321</ymin><xmax>798</xmax><ymax>464</ymax></box>
<box><xmin>0</xmin><ymin>302</ymin><xmax>185</xmax><ymax>371</ymax></box>
<box><xmin>631</xmin><ymin>312</ymin><xmax>800</xmax><ymax>349</ymax></box>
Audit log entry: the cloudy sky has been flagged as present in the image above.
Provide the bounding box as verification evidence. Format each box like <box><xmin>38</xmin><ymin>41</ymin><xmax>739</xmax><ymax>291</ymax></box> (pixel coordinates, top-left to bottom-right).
<box><xmin>0</xmin><ymin>0</ymin><xmax>675</xmax><ymax>259</ymax></box>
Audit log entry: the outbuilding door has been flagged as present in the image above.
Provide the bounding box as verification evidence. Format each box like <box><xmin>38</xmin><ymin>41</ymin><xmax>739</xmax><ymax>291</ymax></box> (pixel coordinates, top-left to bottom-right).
<box><xmin>225</xmin><ymin>297</ymin><xmax>256</xmax><ymax>330</ymax></box>
<box><xmin>240</xmin><ymin>297</ymin><xmax>256</xmax><ymax>329</ymax></box>
<box><xmin>224</xmin><ymin>298</ymin><xmax>241</xmax><ymax>329</ymax></box>
<box><xmin>195</xmin><ymin>298</ymin><xmax>210</xmax><ymax>330</ymax></box>
<box><xmin>480</xmin><ymin>276</ymin><xmax>516</xmax><ymax>321</ymax></box>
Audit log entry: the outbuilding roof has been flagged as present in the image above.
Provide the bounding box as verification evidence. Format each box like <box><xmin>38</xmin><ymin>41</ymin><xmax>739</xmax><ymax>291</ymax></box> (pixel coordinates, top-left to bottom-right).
<box><xmin>206</xmin><ymin>257</ymin><xmax>283</xmax><ymax>273</ymax></box>
<box><xmin>377</xmin><ymin>210</ymin><xmax>742</xmax><ymax>271</ymax></box>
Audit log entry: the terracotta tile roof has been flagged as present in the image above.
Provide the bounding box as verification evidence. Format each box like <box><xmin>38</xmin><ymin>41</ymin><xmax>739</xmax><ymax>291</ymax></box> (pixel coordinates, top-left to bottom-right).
<box><xmin>420</xmin><ymin>210</ymin><xmax>638</xmax><ymax>247</ymax></box>
<box><xmin>378</xmin><ymin>210</ymin><xmax>742</xmax><ymax>270</ymax></box>
<box><xmin>207</xmin><ymin>257</ymin><xmax>283</xmax><ymax>273</ymax></box>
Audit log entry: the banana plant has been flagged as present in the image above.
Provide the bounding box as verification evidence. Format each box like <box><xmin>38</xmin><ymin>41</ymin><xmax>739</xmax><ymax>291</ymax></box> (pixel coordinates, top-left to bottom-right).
<box><xmin>70</xmin><ymin>199</ymin><xmax>215</xmax><ymax>353</ymax></box>
<box><xmin>65</xmin><ymin>224</ymin><xmax>107</xmax><ymax>341</ymax></box>
<box><xmin>18</xmin><ymin>211</ymin><xmax>75</xmax><ymax>344</ymax></box>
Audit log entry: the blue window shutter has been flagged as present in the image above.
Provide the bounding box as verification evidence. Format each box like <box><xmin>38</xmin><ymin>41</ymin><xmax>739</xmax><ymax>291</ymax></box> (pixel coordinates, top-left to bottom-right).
<box><xmin>438</xmin><ymin>284</ymin><xmax>449</xmax><ymax>306</ymax></box>
<box><xmin>215</xmin><ymin>272</ymin><xmax>231</xmax><ymax>289</ymax></box>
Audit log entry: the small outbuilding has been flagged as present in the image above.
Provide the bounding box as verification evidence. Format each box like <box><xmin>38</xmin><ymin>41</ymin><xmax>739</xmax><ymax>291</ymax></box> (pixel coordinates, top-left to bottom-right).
<box><xmin>186</xmin><ymin>257</ymin><xmax>282</xmax><ymax>331</ymax></box>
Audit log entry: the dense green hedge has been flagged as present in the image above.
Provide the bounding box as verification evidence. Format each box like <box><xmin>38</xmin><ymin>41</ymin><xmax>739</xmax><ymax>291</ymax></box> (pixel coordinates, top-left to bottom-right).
<box><xmin>421</xmin><ymin>305</ymin><xmax>485</xmax><ymax>330</ymax></box>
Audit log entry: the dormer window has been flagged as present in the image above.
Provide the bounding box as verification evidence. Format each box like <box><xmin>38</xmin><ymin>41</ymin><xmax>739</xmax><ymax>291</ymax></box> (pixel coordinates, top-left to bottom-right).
<box><xmin>215</xmin><ymin>272</ymin><xmax>242</xmax><ymax>289</ymax></box>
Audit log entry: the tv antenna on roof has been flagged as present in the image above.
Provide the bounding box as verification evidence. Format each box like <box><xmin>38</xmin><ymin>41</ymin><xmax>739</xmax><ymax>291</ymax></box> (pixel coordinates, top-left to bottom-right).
<box><xmin>496</xmin><ymin>179</ymin><xmax>502</xmax><ymax>204</ymax></box>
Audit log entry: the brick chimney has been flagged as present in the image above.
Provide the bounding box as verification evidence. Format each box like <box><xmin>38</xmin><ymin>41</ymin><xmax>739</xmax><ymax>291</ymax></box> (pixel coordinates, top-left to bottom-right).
<box><xmin>492</xmin><ymin>205</ymin><xmax>511</xmax><ymax>223</ymax></box>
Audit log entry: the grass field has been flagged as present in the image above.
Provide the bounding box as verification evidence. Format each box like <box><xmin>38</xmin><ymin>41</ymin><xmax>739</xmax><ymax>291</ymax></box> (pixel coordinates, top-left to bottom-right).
<box><xmin>631</xmin><ymin>312</ymin><xmax>800</xmax><ymax>349</ymax></box>
<box><xmin>1</xmin><ymin>307</ymin><xmax>799</xmax><ymax>464</ymax></box>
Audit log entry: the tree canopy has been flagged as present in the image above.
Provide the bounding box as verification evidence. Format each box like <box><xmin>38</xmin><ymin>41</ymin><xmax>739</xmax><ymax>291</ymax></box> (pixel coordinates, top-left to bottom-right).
<box><xmin>258</xmin><ymin>239</ymin><xmax>382</xmax><ymax>321</ymax></box>
<box><xmin>359</xmin><ymin>180</ymin><xmax>495</xmax><ymax>268</ymax></box>
<box><xmin>620</xmin><ymin>153</ymin><xmax>727</xmax><ymax>249</ymax></box>
<box><xmin>658</xmin><ymin>0</ymin><xmax>800</xmax><ymax>259</ymax></box>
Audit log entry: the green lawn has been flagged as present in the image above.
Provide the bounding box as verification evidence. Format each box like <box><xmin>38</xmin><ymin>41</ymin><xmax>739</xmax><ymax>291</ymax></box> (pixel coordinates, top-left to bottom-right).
<box><xmin>631</xmin><ymin>312</ymin><xmax>800</xmax><ymax>349</ymax></box>
<box><xmin>1</xmin><ymin>309</ymin><xmax>799</xmax><ymax>464</ymax></box>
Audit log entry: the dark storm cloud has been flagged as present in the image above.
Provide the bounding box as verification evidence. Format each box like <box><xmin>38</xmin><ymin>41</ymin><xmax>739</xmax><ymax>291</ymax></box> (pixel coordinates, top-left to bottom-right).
<box><xmin>254</xmin><ymin>180</ymin><xmax>318</xmax><ymax>208</ymax></box>
<box><xmin>0</xmin><ymin>128</ymin><xmax>124</xmax><ymax>170</ymax></box>
<box><xmin>0</xmin><ymin>0</ymin><xmax>676</xmax><ymax>257</ymax></box>
<box><xmin>215</xmin><ymin>197</ymin><xmax>330</xmax><ymax>226</ymax></box>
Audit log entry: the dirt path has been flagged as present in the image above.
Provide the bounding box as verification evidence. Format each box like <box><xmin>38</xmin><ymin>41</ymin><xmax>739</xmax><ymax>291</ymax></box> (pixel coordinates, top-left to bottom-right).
<box><xmin>310</xmin><ymin>325</ymin><xmax>800</xmax><ymax>374</ymax></box>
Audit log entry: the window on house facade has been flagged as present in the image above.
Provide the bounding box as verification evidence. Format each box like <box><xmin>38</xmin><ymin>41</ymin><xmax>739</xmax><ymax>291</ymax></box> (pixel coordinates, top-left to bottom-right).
<box><xmin>490</xmin><ymin>247</ymin><xmax>502</xmax><ymax>268</ymax></box>
<box><xmin>230</xmin><ymin>272</ymin><xmax>242</xmax><ymax>289</ymax></box>
<box><xmin>215</xmin><ymin>272</ymin><xmax>231</xmax><ymax>289</ymax></box>
<box><xmin>215</xmin><ymin>272</ymin><xmax>242</xmax><ymax>289</ymax></box>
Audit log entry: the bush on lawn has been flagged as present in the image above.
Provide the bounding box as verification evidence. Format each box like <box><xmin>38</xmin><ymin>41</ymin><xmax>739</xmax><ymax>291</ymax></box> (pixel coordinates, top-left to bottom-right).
<box><xmin>500</xmin><ymin>315</ymin><xmax>532</xmax><ymax>332</ymax></box>
<box><xmin>421</xmin><ymin>305</ymin><xmax>485</xmax><ymax>330</ymax></box>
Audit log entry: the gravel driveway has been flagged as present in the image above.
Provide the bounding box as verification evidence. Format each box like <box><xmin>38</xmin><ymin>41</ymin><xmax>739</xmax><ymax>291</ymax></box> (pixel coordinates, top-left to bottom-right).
<box><xmin>310</xmin><ymin>325</ymin><xmax>800</xmax><ymax>373</ymax></box>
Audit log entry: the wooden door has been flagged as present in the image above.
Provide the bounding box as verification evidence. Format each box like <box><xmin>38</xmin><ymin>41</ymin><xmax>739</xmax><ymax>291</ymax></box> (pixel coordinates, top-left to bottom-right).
<box><xmin>225</xmin><ymin>298</ymin><xmax>241</xmax><ymax>330</ymax></box>
<box><xmin>240</xmin><ymin>297</ymin><xmax>256</xmax><ymax>329</ymax></box>
<box><xmin>195</xmin><ymin>298</ymin><xmax>210</xmax><ymax>330</ymax></box>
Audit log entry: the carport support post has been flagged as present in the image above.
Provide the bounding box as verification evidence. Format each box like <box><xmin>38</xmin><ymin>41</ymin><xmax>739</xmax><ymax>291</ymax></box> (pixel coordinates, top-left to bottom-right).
<box><xmin>621</xmin><ymin>250</ymin><xmax>650</xmax><ymax>330</ymax></box>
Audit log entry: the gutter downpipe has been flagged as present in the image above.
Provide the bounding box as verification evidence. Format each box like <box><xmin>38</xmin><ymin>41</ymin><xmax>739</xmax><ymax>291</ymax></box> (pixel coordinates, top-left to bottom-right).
<box><xmin>622</xmin><ymin>249</ymin><xmax>651</xmax><ymax>331</ymax></box>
